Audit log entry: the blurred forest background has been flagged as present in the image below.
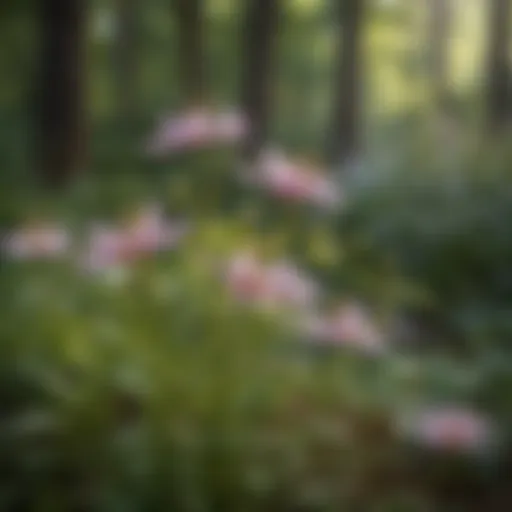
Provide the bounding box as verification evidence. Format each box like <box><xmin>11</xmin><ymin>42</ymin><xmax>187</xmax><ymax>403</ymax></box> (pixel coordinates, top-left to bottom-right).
<box><xmin>2</xmin><ymin>0</ymin><xmax>512</xmax><ymax>510</ymax></box>
<box><xmin>3</xmin><ymin>0</ymin><xmax>509</xmax><ymax>186</ymax></box>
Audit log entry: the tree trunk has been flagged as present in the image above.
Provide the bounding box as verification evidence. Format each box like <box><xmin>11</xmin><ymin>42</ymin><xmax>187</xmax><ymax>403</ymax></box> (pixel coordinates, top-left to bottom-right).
<box><xmin>37</xmin><ymin>0</ymin><xmax>87</xmax><ymax>188</ymax></box>
<box><xmin>174</xmin><ymin>0</ymin><xmax>205</xmax><ymax>106</ymax></box>
<box><xmin>327</xmin><ymin>0</ymin><xmax>365</xmax><ymax>168</ymax></box>
<box><xmin>240</xmin><ymin>0</ymin><xmax>281</xmax><ymax>161</ymax></box>
<box><xmin>486</xmin><ymin>0</ymin><xmax>511</xmax><ymax>132</ymax></box>
<box><xmin>428</xmin><ymin>0</ymin><xmax>452</xmax><ymax>108</ymax></box>
<box><xmin>115</xmin><ymin>0</ymin><xmax>138</xmax><ymax>120</ymax></box>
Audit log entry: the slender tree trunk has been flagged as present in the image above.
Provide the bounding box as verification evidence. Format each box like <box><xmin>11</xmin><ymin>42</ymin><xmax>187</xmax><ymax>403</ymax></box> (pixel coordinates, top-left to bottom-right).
<box><xmin>115</xmin><ymin>0</ymin><xmax>138</xmax><ymax>120</ymax></box>
<box><xmin>174</xmin><ymin>0</ymin><xmax>205</xmax><ymax>106</ymax></box>
<box><xmin>428</xmin><ymin>0</ymin><xmax>452</xmax><ymax>108</ymax></box>
<box><xmin>486</xmin><ymin>0</ymin><xmax>511</xmax><ymax>132</ymax></box>
<box><xmin>240</xmin><ymin>0</ymin><xmax>281</xmax><ymax>161</ymax></box>
<box><xmin>327</xmin><ymin>0</ymin><xmax>365</xmax><ymax>168</ymax></box>
<box><xmin>37</xmin><ymin>0</ymin><xmax>87</xmax><ymax>187</ymax></box>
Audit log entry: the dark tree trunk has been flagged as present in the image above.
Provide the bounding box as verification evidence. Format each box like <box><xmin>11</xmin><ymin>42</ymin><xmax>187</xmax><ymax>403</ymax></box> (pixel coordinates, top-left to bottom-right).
<box><xmin>115</xmin><ymin>0</ymin><xmax>138</xmax><ymax>120</ymax></box>
<box><xmin>428</xmin><ymin>0</ymin><xmax>452</xmax><ymax>108</ymax></box>
<box><xmin>327</xmin><ymin>0</ymin><xmax>365</xmax><ymax>168</ymax></box>
<box><xmin>174</xmin><ymin>0</ymin><xmax>206</xmax><ymax>106</ymax></box>
<box><xmin>37</xmin><ymin>0</ymin><xmax>87</xmax><ymax>188</ymax></box>
<box><xmin>486</xmin><ymin>0</ymin><xmax>511</xmax><ymax>132</ymax></box>
<box><xmin>240</xmin><ymin>0</ymin><xmax>281</xmax><ymax>161</ymax></box>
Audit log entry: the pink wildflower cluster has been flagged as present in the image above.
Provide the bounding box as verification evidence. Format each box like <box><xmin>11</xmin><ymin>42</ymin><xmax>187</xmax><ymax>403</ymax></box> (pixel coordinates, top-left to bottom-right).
<box><xmin>224</xmin><ymin>250</ymin><xmax>318</xmax><ymax>311</ymax></box>
<box><xmin>303</xmin><ymin>301</ymin><xmax>383</xmax><ymax>354</ymax></box>
<box><xmin>241</xmin><ymin>150</ymin><xmax>341</xmax><ymax>209</ymax></box>
<box><xmin>2</xmin><ymin>223</ymin><xmax>70</xmax><ymax>260</ymax></box>
<box><xmin>82</xmin><ymin>205</ymin><xmax>188</xmax><ymax>272</ymax></box>
<box><xmin>398</xmin><ymin>405</ymin><xmax>494</xmax><ymax>453</ymax></box>
<box><xmin>1</xmin><ymin>204</ymin><xmax>188</xmax><ymax>272</ymax></box>
<box><xmin>224</xmin><ymin>252</ymin><xmax>383</xmax><ymax>352</ymax></box>
<box><xmin>146</xmin><ymin>107</ymin><xmax>248</xmax><ymax>156</ymax></box>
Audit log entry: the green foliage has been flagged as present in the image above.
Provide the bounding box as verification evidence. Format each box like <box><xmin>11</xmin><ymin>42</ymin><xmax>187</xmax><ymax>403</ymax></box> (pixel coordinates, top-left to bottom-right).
<box><xmin>1</xmin><ymin>149</ymin><xmax>512</xmax><ymax>510</ymax></box>
<box><xmin>1</xmin><ymin>0</ymin><xmax>512</xmax><ymax>509</ymax></box>
<box><xmin>343</xmin><ymin>142</ymin><xmax>512</xmax><ymax>351</ymax></box>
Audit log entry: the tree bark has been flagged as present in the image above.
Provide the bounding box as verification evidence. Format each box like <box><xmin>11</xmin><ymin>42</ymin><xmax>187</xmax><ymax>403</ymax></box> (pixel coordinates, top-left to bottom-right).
<box><xmin>327</xmin><ymin>0</ymin><xmax>365</xmax><ymax>168</ymax></box>
<box><xmin>486</xmin><ymin>0</ymin><xmax>511</xmax><ymax>132</ymax></box>
<box><xmin>37</xmin><ymin>0</ymin><xmax>87</xmax><ymax>188</ymax></box>
<box><xmin>174</xmin><ymin>0</ymin><xmax>206</xmax><ymax>106</ymax></box>
<box><xmin>240</xmin><ymin>0</ymin><xmax>281</xmax><ymax>161</ymax></box>
<box><xmin>115</xmin><ymin>0</ymin><xmax>138</xmax><ymax>120</ymax></box>
<box><xmin>428</xmin><ymin>0</ymin><xmax>452</xmax><ymax>108</ymax></box>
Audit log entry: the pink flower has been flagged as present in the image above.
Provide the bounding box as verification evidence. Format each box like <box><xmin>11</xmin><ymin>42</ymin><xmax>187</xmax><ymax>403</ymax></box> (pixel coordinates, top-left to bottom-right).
<box><xmin>146</xmin><ymin>108</ymin><xmax>211</xmax><ymax>155</ymax></box>
<box><xmin>243</xmin><ymin>150</ymin><xmax>341</xmax><ymax>209</ymax></box>
<box><xmin>400</xmin><ymin>406</ymin><xmax>494</xmax><ymax>453</ymax></box>
<box><xmin>303</xmin><ymin>302</ymin><xmax>383</xmax><ymax>353</ymax></box>
<box><xmin>122</xmin><ymin>205</ymin><xmax>189</xmax><ymax>257</ymax></box>
<box><xmin>224</xmin><ymin>251</ymin><xmax>268</xmax><ymax>302</ymax></box>
<box><xmin>80</xmin><ymin>225</ymin><xmax>127</xmax><ymax>272</ymax></box>
<box><xmin>224</xmin><ymin>251</ymin><xmax>318</xmax><ymax>311</ymax></box>
<box><xmin>214</xmin><ymin>110</ymin><xmax>249</xmax><ymax>141</ymax></box>
<box><xmin>82</xmin><ymin>205</ymin><xmax>188</xmax><ymax>272</ymax></box>
<box><xmin>263</xmin><ymin>260</ymin><xmax>318</xmax><ymax>309</ymax></box>
<box><xmin>146</xmin><ymin>107</ymin><xmax>248</xmax><ymax>155</ymax></box>
<box><xmin>2</xmin><ymin>224</ymin><xmax>70</xmax><ymax>260</ymax></box>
